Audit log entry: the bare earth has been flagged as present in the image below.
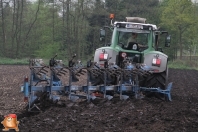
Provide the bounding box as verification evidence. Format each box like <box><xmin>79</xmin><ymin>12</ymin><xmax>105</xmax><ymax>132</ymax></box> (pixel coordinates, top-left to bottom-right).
<box><xmin>0</xmin><ymin>65</ymin><xmax>198</xmax><ymax>132</ymax></box>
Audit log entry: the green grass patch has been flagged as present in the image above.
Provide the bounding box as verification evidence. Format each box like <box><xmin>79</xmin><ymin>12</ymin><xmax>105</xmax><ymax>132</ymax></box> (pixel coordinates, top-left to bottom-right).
<box><xmin>0</xmin><ymin>57</ymin><xmax>53</xmax><ymax>65</ymax></box>
<box><xmin>0</xmin><ymin>57</ymin><xmax>68</xmax><ymax>65</ymax></box>
<box><xmin>0</xmin><ymin>57</ymin><xmax>29</xmax><ymax>65</ymax></box>
<box><xmin>168</xmin><ymin>60</ymin><xmax>198</xmax><ymax>70</ymax></box>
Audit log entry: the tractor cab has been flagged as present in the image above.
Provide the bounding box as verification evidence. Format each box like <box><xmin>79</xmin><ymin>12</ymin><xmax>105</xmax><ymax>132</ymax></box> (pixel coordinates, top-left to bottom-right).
<box><xmin>97</xmin><ymin>15</ymin><xmax>171</xmax><ymax>67</ymax></box>
<box><xmin>100</xmin><ymin>16</ymin><xmax>171</xmax><ymax>53</ymax></box>
<box><xmin>115</xmin><ymin>17</ymin><xmax>156</xmax><ymax>52</ymax></box>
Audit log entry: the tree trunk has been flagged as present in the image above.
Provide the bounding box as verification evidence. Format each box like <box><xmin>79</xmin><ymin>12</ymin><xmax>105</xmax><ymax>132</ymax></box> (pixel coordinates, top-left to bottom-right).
<box><xmin>53</xmin><ymin>0</ymin><xmax>55</xmax><ymax>43</ymax></box>
<box><xmin>190</xmin><ymin>47</ymin><xmax>191</xmax><ymax>61</ymax></box>
<box><xmin>62</xmin><ymin>0</ymin><xmax>65</xmax><ymax>50</ymax></box>
<box><xmin>16</xmin><ymin>0</ymin><xmax>24</xmax><ymax>58</ymax></box>
<box><xmin>179</xmin><ymin>29</ymin><xmax>183</xmax><ymax>60</ymax></box>
<box><xmin>193</xmin><ymin>45</ymin><xmax>196</xmax><ymax>55</ymax></box>
<box><xmin>1</xmin><ymin>0</ymin><xmax>6</xmax><ymax>56</ymax></box>
<box><xmin>11</xmin><ymin>0</ymin><xmax>16</xmax><ymax>58</ymax></box>
<box><xmin>66</xmin><ymin>0</ymin><xmax>72</xmax><ymax>56</ymax></box>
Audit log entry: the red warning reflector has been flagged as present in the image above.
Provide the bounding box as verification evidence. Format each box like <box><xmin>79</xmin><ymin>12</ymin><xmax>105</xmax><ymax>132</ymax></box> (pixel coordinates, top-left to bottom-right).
<box><xmin>153</xmin><ymin>69</ymin><xmax>159</xmax><ymax>73</ymax></box>
<box><xmin>121</xmin><ymin>52</ymin><xmax>127</xmax><ymax>58</ymax></box>
<box><xmin>99</xmin><ymin>53</ymin><xmax>108</xmax><ymax>61</ymax></box>
<box><xmin>152</xmin><ymin>58</ymin><xmax>161</xmax><ymax>67</ymax></box>
<box><xmin>24</xmin><ymin>97</ymin><xmax>28</xmax><ymax>102</ymax></box>
<box><xmin>92</xmin><ymin>92</ymin><xmax>103</xmax><ymax>98</ymax></box>
<box><xmin>24</xmin><ymin>77</ymin><xmax>28</xmax><ymax>82</ymax></box>
<box><xmin>100</xmin><ymin>64</ymin><xmax>104</xmax><ymax>67</ymax></box>
<box><xmin>109</xmin><ymin>14</ymin><xmax>115</xmax><ymax>19</ymax></box>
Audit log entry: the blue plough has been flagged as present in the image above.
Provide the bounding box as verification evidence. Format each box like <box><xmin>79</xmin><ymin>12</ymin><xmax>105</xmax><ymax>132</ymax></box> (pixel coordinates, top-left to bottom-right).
<box><xmin>21</xmin><ymin>55</ymin><xmax>173</xmax><ymax>112</ymax></box>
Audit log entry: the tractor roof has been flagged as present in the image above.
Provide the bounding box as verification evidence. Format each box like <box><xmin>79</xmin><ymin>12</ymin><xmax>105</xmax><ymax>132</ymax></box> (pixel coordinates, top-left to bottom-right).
<box><xmin>114</xmin><ymin>21</ymin><xmax>157</xmax><ymax>30</ymax></box>
<box><xmin>113</xmin><ymin>17</ymin><xmax>157</xmax><ymax>30</ymax></box>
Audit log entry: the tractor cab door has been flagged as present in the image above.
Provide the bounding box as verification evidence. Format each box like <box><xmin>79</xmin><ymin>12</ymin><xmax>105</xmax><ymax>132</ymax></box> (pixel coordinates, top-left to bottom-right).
<box><xmin>154</xmin><ymin>31</ymin><xmax>171</xmax><ymax>52</ymax></box>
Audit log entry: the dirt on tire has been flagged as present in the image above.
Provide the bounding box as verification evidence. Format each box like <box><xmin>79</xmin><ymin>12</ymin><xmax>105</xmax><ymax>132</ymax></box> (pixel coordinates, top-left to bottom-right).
<box><xmin>0</xmin><ymin>65</ymin><xmax>198</xmax><ymax>132</ymax></box>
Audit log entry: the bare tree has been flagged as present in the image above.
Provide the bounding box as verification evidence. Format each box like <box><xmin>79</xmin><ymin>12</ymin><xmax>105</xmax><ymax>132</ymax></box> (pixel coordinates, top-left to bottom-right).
<box><xmin>1</xmin><ymin>0</ymin><xmax>6</xmax><ymax>56</ymax></box>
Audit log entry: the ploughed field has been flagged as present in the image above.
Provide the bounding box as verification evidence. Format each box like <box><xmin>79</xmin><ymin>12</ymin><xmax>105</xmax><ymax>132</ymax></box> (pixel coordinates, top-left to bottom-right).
<box><xmin>0</xmin><ymin>65</ymin><xmax>198</xmax><ymax>132</ymax></box>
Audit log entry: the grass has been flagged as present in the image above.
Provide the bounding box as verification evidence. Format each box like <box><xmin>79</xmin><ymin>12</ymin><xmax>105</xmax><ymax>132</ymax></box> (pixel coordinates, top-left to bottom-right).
<box><xmin>0</xmin><ymin>57</ymin><xmax>29</xmax><ymax>65</ymax></box>
<box><xmin>168</xmin><ymin>59</ymin><xmax>198</xmax><ymax>70</ymax></box>
<box><xmin>0</xmin><ymin>57</ymin><xmax>52</xmax><ymax>65</ymax></box>
<box><xmin>0</xmin><ymin>57</ymin><xmax>73</xmax><ymax>65</ymax></box>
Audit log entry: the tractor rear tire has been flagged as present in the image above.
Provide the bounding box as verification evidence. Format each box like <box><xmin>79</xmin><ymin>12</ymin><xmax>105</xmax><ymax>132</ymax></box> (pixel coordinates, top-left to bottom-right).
<box><xmin>145</xmin><ymin>71</ymin><xmax>166</xmax><ymax>90</ymax></box>
<box><xmin>144</xmin><ymin>69</ymin><xmax>168</xmax><ymax>100</ymax></box>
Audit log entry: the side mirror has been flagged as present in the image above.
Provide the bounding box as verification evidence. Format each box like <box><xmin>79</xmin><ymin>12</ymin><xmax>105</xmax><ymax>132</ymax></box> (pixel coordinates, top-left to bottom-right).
<box><xmin>99</xmin><ymin>29</ymin><xmax>106</xmax><ymax>41</ymax></box>
<box><xmin>165</xmin><ymin>35</ymin><xmax>171</xmax><ymax>47</ymax></box>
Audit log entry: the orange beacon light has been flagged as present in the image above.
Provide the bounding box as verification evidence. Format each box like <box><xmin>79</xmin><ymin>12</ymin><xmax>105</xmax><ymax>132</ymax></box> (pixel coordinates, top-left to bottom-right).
<box><xmin>109</xmin><ymin>14</ymin><xmax>115</xmax><ymax>19</ymax></box>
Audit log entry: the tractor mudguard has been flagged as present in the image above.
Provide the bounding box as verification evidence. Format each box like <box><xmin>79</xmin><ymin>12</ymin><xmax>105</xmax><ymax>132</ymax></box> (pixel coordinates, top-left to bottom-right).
<box><xmin>144</xmin><ymin>51</ymin><xmax>168</xmax><ymax>73</ymax></box>
<box><xmin>93</xmin><ymin>47</ymin><xmax>118</xmax><ymax>65</ymax></box>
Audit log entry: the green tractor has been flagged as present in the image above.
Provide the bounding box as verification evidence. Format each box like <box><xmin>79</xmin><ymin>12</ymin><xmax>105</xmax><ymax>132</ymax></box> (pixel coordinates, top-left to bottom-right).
<box><xmin>93</xmin><ymin>15</ymin><xmax>171</xmax><ymax>90</ymax></box>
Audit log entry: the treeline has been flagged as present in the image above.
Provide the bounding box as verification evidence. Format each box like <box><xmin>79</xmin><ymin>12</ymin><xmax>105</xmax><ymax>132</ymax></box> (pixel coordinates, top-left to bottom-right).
<box><xmin>0</xmin><ymin>0</ymin><xmax>198</xmax><ymax>61</ymax></box>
